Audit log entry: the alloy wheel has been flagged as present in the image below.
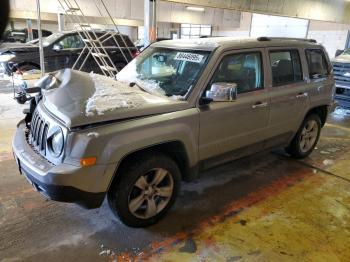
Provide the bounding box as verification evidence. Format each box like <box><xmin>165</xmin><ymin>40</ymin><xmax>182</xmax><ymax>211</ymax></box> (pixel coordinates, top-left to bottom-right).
<box><xmin>299</xmin><ymin>119</ymin><xmax>319</xmax><ymax>153</ymax></box>
<box><xmin>128</xmin><ymin>168</ymin><xmax>174</xmax><ymax>219</ymax></box>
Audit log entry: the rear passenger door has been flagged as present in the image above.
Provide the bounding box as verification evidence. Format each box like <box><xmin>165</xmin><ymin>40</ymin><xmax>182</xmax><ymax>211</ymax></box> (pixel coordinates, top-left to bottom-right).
<box><xmin>304</xmin><ymin>49</ymin><xmax>334</xmax><ymax>107</ymax></box>
<box><xmin>266</xmin><ymin>48</ymin><xmax>309</xmax><ymax>147</ymax></box>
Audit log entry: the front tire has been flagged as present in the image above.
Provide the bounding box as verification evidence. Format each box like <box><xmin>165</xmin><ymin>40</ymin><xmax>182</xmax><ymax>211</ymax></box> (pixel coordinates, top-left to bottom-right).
<box><xmin>16</xmin><ymin>64</ymin><xmax>39</xmax><ymax>73</ymax></box>
<box><xmin>286</xmin><ymin>114</ymin><xmax>321</xmax><ymax>159</ymax></box>
<box><xmin>108</xmin><ymin>152</ymin><xmax>181</xmax><ymax>227</ymax></box>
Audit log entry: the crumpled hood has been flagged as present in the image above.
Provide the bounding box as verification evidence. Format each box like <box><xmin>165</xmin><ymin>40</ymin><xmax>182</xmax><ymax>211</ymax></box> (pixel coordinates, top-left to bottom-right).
<box><xmin>42</xmin><ymin>69</ymin><xmax>188</xmax><ymax>129</ymax></box>
<box><xmin>332</xmin><ymin>54</ymin><xmax>350</xmax><ymax>64</ymax></box>
<box><xmin>0</xmin><ymin>42</ymin><xmax>38</xmax><ymax>54</ymax></box>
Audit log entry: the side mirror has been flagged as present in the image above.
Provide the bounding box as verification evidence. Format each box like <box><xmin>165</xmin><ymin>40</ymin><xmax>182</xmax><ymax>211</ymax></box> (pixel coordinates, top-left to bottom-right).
<box><xmin>335</xmin><ymin>49</ymin><xmax>344</xmax><ymax>57</ymax></box>
<box><xmin>206</xmin><ymin>82</ymin><xmax>237</xmax><ymax>102</ymax></box>
<box><xmin>53</xmin><ymin>44</ymin><xmax>62</xmax><ymax>51</ymax></box>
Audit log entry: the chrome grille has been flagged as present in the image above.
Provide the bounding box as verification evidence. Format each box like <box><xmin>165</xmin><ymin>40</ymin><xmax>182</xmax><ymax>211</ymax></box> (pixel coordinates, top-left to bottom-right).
<box><xmin>332</xmin><ymin>62</ymin><xmax>350</xmax><ymax>87</ymax></box>
<box><xmin>29</xmin><ymin>109</ymin><xmax>49</xmax><ymax>155</ymax></box>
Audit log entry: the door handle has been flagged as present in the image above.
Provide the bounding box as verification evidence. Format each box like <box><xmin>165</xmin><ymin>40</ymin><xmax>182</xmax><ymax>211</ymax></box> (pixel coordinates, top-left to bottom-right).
<box><xmin>295</xmin><ymin>92</ymin><xmax>308</xmax><ymax>99</ymax></box>
<box><xmin>252</xmin><ymin>102</ymin><xmax>268</xmax><ymax>109</ymax></box>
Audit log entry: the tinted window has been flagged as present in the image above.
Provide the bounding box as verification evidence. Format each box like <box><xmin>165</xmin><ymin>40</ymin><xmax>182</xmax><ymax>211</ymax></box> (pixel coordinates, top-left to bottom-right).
<box><xmin>305</xmin><ymin>49</ymin><xmax>329</xmax><ymax>78</ymax></box>
<box><xmin>97</xmin><ymin>33</ymin><xmax>134</xmax><ymax>47</ymax></box>
<box><xmin>58</xmin><ymin>34</ymin><xmax>84</xmax><ymax>49</ymax></box>
<box><xmin>270</xmin><ymin>50</ymin><xmax>302</xmax><ymax>86</ymax></box>
<box><xmin>210</xmin><ymin>52</ymin><xmax>264</xmax><ymax>94</ymax></box>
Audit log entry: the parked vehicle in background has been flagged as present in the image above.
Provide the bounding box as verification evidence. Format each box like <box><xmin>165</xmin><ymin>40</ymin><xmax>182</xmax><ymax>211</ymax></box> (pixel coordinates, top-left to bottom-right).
<box><xmin>332</xmin><ymin>48</ymin><xmax>350</xmax><ymax>94</ymax></box>
<box><xmin>12</xmin><ymin>37</ymin><xmax>336</xmax><ymax>227</ymax></box>
<box><xmin>1</xmin><ymin>29</ymin><xmax>52</xmax><ymax>43</ymax></box>
<box><xmin>0</xmin><ymin>30</ymin><xmax>137</xmax><ymax>76</ymax></box>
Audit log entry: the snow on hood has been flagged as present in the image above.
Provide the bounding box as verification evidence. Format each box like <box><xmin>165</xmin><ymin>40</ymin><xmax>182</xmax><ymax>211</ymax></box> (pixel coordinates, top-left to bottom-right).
<box><xmin>86</xmin><ymin>72</ymin><xmax>172</xmax><ymax>116</ymax></box>
<box><xmin>42</xmin><ymin>69</ymin><xmax>188</xmax><ymax>128</ymax></box>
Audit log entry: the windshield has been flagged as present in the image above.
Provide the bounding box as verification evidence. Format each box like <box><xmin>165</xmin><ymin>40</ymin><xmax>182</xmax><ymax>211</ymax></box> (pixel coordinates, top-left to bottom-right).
<box><xmin>343</xmin><ymin>49</ymin><xmax>350</xmax><ymax>55</ymax></box>
<box><xmin>42</xmin><ymin>32</ymin><xmax>64</xmax><ymax>47</ymax></box>
<box><xmin>117</xmin><ymin>47</ymin><xmax>211</xmax><ymax>99</ymax></box>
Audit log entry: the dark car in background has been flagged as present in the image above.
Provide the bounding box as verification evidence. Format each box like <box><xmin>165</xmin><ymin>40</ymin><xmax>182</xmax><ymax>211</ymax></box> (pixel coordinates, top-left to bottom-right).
<box><xmin>1</xmin><ymin>29</ymin><xmax>52</xmax><ymax>43</ymax></box>
<box><xmin>0</xmin><ymin>30</ymin><xmax>137</xmax><ymax>75</ymax></box>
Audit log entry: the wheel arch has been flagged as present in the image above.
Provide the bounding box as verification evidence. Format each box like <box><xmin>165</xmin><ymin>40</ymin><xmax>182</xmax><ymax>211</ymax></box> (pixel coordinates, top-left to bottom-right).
<box><xmin>108</xmin><ymin>140</ymin><xmax>195</xmax><ymax>191</ymax></box>
<box><xmin>305</xmin><ymin>105</ymin><xmax>329</xmax><ymax>127</ymax></box>
<box><xmin>15</xmin><ymin>61</ymin><xmax>40</xmax><ymax>71</ymax></box>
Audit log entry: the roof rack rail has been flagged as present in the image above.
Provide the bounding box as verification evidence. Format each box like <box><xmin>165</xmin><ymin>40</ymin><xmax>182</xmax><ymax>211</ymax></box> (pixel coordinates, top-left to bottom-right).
<box><xmin>257</xmin><ymin>37</ymin><xmax>317</xmax><ymax>43</ymax></box>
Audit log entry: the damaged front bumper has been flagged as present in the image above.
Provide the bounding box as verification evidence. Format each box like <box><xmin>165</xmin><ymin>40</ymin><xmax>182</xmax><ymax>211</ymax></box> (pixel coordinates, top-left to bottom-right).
<box><xmin>12</xmin><ymin>120</ymin><xmax>108</xmax><ymax>209</ymax></box>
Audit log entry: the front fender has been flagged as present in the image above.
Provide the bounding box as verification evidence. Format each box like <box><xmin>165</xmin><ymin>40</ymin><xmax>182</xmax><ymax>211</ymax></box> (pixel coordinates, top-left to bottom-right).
<box><xmin>66</xmin><ymin>108</ymin><xmax>200</xmax><ymax>173</ymax></box>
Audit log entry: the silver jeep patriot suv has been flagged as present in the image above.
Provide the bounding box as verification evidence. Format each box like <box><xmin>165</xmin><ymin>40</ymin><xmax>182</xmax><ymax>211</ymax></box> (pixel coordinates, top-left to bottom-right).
<box><xmin>13</xmin><ymin>37</ymin><xmax>336</xmax><ymax>227</ymax></box>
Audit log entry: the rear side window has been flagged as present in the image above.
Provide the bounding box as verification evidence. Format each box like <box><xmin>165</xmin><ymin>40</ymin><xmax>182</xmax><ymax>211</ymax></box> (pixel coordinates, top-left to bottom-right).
<box><xmin>96</xmin><ymin>33</ymin><xmax>134</xmax><ymax>47</ymax></box>
<box><xmin>210</xmin><ymin>52</ymin><xmax>264</xmax><ymax>94</ymax></box>
<box><xmin>305</xmin><ymin>49</ymin><xmax>330</xmax><ymax>79</ymax></box>
<box><xmin>270</xmin><ymin>50</ymin><xmax>303</xmax><ymax>86</ymax></box>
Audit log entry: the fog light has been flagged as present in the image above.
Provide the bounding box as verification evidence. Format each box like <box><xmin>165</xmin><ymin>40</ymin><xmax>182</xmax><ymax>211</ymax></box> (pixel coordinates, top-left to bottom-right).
<box><xmin>80</xmin><ymin>157</ymin><xmax>97</xmax><ymax>167</ymax></box>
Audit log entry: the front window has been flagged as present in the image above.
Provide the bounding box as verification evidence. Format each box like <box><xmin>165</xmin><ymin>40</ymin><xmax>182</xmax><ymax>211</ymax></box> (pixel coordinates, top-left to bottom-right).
<box><xmin>117</xmin><ymin>47</ymin><xmax>211</xmax><ymax>98</ymax></box>
<box><xmin>42</xmin><ymin>32</ymin><xmax>65</xmax><ymax>47</ymax></box>
<box><xmin>56</xmin><ymin>34</ymin><xmax>84</xmax><ymax>49</ymax></box>
<box><xmin>209</xmin><ymin>52</ymin><xmax>264</xmax><ymax>94</ymax></box>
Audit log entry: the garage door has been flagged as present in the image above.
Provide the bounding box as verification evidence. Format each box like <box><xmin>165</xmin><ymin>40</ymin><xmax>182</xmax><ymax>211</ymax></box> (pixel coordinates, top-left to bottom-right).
<box><xmin>250</xmin><ymin>13</ymin><xmax>309</xmax><ymax>38</ymax></box>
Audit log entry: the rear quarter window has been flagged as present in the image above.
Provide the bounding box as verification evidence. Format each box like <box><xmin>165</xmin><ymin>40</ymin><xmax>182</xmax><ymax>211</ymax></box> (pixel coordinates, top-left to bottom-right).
<box><xmin>305</xmin><ymin>49</ymin><xmax>330</xmax><ymax>79</ymax></box>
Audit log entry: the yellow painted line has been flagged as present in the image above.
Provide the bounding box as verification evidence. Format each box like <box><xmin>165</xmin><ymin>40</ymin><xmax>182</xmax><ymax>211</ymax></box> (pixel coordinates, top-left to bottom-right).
<box><xmin>111</xmin><ymin>158</ymin><xmax>350</xmax><ymax>262</ymax></box>
<box><xmin>148</xmin><ymin>170</ymin><xmax>350</xmax><ymax>262</ymax></box>
<box><xmin>325</xmin><ymin>123</ymin><xmax>350</xmax><ymax>133</ymax></box>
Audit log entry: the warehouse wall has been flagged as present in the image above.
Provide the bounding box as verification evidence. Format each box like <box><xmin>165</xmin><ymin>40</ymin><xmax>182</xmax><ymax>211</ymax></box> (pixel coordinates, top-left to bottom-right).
<box><xmin>212</xmin><ymin>12</ymin><xmax>251</xmax><ymax>38</ymax></box>
<box><xmin>307</xmin><ymin>20</ymin><xmax>350</xmax><ymax>58</ymax></box>
<box><xmin>9</xmin><ymin>0</ymin><xmax>241</xmax><ymax>28</ymax></box>
<box><xmin>6</xmin><ymin>20</ymin><xmax>59</xmax><ymax>33</ymax></box>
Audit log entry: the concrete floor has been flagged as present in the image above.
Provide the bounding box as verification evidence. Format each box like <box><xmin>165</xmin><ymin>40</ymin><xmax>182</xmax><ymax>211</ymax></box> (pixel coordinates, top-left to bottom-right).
<box><xmin>1</xmin><ymin>80</ymin><xmax>350</xmax><ymax>262</ymax></box>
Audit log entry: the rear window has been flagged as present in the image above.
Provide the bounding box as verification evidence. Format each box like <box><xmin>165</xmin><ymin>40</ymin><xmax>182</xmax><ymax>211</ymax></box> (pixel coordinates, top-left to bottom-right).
<box><xmin>96</xmin><ymin>33</ymin><xmax>134</xmax><ymax>47</ymax></box>
<box><xmin>270</xmin><ymin>50</ymin><xmax>303</xmax><ymax>86</ymax></box>
<box><xmin>305</xmin><ymin>49</ymin><xmax>330</xmax><ymax>79</ymax></box>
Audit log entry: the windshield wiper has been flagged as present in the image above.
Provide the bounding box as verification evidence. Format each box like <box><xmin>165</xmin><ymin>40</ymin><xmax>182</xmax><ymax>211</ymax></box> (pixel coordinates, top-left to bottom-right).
<box><xmin>129</xmin><ymin>81</ymin><xmax>149</xmax><ymax>94</ymax></box>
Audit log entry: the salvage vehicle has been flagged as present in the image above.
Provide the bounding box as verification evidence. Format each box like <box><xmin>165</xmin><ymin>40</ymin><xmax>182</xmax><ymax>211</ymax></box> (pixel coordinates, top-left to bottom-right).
<box><xmin>0</xmin><ymin>30</ymin><xmax>137</xmax><ymax>76</ymax></box>
<box><xmin>12</xmin><ymin>37</ymin><xmax>336</xmax><ymax>227</ymax></box>
<box><xmin>332</xmin><ymin>48</ymin><xmax>350</xmax><ymax>94</ymax></box>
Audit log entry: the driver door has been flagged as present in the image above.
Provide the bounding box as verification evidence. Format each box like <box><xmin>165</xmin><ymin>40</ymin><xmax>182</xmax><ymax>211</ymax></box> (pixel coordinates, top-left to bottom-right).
<box><xmin>47</xmin><ymin>33</ymin><xmax>84</xmax><ymax>72</ymax></box>
<box><xmin>198</xmin><ymin>49</ymin><xmax>270</xmax><ymax>168</ymax></box>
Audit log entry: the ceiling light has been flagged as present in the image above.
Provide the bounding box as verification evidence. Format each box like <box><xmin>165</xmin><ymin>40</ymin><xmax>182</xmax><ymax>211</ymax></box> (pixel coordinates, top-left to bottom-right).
<box><xmin>186</xmin><ymin>6</ymin><xmax>205</xmax><ymax>12</ymax></box>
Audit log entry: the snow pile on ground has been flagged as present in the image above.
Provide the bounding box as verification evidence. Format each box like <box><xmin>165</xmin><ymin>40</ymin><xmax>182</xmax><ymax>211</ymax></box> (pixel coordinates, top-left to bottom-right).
<box><xmin>332</xmin><ymin>107</ymin><xmax>350</xmax><ymax>120</ymax></box>
<box><xmin>85</xmin><ymin>73</ymin><xmax>170</xmax><ymax>116</ymax></box>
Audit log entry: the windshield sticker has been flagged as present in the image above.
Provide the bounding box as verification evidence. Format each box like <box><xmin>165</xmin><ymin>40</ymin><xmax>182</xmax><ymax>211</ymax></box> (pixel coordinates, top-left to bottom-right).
<box><xmin>174</xmin><ymin>52</ymin><xmax>204</xmax><ymax>63</ymax></box>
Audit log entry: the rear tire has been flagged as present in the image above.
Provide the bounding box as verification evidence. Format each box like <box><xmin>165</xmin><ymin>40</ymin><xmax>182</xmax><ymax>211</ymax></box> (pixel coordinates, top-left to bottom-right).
<box><xmin>285</xmin><ymin>114</ymin><xmax>321</xmax><ymax>159</ymax></box>
<box><xmin>108</xmin><ymin>152</ymin><xmax>181</xmax><ymax>227</ymax></box>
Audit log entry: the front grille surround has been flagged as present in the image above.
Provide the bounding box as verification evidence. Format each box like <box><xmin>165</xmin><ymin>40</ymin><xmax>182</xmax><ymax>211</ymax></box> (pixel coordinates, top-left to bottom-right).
<box><xmin>27</xmin><ymin>104</ymin><xmax>67</xmax><ymax>166</ymax></box>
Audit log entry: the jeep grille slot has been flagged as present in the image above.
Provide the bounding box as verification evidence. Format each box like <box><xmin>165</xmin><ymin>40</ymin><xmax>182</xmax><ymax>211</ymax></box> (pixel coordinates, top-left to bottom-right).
<box><xmin>29</xmin><ymin>110</ymin><xmax>48</xmax><ymax>155</ymax></box>
<box><xmin>333</xmin><ymin>62</ymin><xmax>350</xmax><ymax>87</ymax></box>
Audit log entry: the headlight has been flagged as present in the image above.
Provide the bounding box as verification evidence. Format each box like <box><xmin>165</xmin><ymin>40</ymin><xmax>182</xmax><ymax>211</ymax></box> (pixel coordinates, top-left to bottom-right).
<box><xmin>0</xmin><ymin>54</ymin><xmax>15</xmax><ymax>62</ymax></box>
<box><xmin>50</xmin><ymin>128</ymin><xmax>64</xmax><ymax>157</ymax></box>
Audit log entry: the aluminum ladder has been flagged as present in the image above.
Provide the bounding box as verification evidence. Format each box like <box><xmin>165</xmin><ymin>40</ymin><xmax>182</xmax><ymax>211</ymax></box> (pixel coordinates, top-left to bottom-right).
<box><xmin>57</xmin><ymin>0</ymin><xmax>133</xmax><ymax>78</ymax></box>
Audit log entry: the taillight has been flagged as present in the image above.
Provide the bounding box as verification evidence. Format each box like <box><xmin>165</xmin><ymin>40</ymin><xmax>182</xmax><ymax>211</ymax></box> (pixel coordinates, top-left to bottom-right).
<box><xmin>132</xmin><ymin>50</ymin><xmax>140</xmax><ymax>58</ymax></box>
